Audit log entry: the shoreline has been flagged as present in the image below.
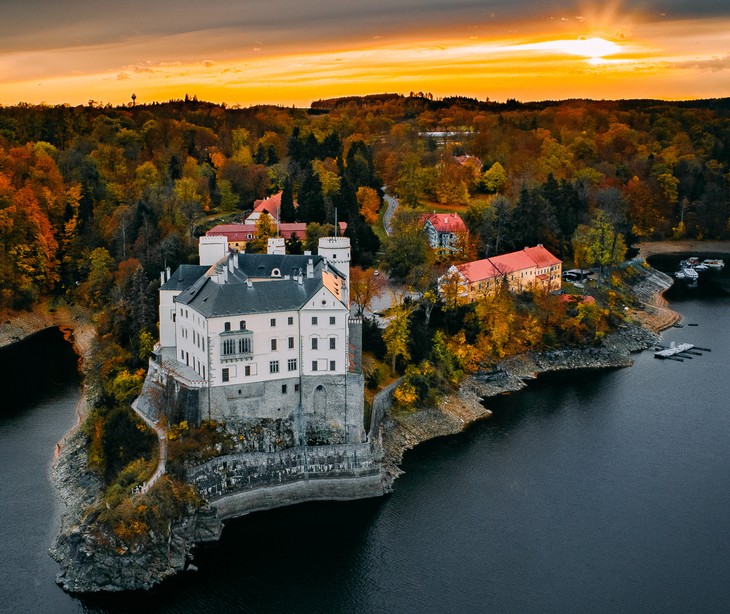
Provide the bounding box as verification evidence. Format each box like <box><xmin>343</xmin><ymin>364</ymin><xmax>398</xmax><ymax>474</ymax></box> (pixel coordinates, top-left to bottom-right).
<box><xmin>379</xmin><ymin>262</ymin><xmax>676</xmax><ymax>486</ymax></box>
<box><xmin>48</xmin><ymin>260</ymin><xmax>678</xmax><ymax>593</ymax></box>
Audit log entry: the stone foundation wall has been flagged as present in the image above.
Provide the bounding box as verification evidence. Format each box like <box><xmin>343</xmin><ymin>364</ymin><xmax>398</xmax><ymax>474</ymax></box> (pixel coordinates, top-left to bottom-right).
<box><xmin>187</xmin><ymin>442</ymin><xmax>383</xmax><ymax>518</ymax></box>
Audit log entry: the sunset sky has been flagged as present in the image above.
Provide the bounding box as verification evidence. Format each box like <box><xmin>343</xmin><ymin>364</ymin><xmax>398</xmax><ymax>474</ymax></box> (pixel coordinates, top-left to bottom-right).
<box><xmin>1</xmin><ymin>0</ymin><xmax>728</xmax><ymax>107</ymax></box>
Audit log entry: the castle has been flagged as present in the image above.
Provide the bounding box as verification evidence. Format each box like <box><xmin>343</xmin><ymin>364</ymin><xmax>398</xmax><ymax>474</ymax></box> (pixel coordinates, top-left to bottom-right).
<box><xmin>153</xmin><ymin>234</ymin><xmax>365</xmax><ymax>442</ymax></box>
<box><xmin>138</xmin><ymin>234</ymin><xmax>383</xmax><ymax>518</ymax></box>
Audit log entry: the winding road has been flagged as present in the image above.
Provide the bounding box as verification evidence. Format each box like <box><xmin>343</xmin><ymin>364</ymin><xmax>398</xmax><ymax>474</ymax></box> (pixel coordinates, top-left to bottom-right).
<box><xmin>382</xmin><ymin>193</ymin><xmax>398</xmax><ymax>236</ymax></box>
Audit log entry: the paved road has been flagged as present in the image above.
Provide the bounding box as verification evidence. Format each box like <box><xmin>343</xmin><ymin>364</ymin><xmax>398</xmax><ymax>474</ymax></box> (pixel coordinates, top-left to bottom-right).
<box><xmin>383</xmin><ymin>193</ymin><xmax>398</xmax><ymax>236</ymax></box>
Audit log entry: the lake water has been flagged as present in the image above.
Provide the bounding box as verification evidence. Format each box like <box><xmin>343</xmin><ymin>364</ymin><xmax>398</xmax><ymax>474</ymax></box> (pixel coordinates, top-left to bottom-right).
<box><xmin>2</xmin><ymin>262</ymin><xmax>729</xmax><ymax>613</ymax></box>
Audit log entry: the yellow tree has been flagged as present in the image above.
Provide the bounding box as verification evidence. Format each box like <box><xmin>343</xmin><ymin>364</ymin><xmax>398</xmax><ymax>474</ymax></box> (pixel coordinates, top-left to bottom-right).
<box><xmin>247</xmin><ymin>214</ymin><xmax>275</xmax><ymax>252</ymax></box>
<box><xmin>383</xmin><ymin>302</ymin><xmax>412</xmax><ymax>374</ymax></box>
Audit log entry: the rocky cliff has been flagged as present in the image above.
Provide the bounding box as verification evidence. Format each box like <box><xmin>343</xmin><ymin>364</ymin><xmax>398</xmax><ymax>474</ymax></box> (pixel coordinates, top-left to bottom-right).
<box><xmin>51</xmin><ymin>428</ymin><xmax>222</xmax><ymax>593</ymax></box>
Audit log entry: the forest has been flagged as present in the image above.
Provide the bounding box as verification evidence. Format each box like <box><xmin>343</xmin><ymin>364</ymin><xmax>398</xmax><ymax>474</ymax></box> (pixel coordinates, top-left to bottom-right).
<box><xmin>2</xmin><ymin>94</ymin><xmax>729</xmax><ymax>539</ymax></box>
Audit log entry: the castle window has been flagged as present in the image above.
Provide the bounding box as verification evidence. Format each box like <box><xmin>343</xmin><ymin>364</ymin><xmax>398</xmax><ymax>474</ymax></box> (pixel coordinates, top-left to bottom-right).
<box><xmin>312</xmin><ymin>361</ymin><xmax>318</xmax><ymax>371</ymax></box>
<box><xmin>312</xmin><ymin>316</ymin><xmax>318</xmax><ymax>325</ymax></box>
<box><xmin>329</xmin><ymin>337</ymin><xmax>336</xmax><ymax>350</ymax></box>
<box><xmin>330</xmin><ymin>360</ymin><xmax>336</xmax><ymax>371</ymax></box>
<box><xmin>239</xmin><ymin>320</ymin><xmax>246</xmax><ymax>330</ymax></box>
<box><xmin>282</xmin><ymin>384</ymin><xmax>287</xmax><ymax>394</ymax></box>
<box><xmin>245</xmin><ymin>365</ymin><xmax>251</xmax><ymax>376</ymax></box>
<box><xmin>270</xmin><ymin>360</ymin><xmax>279</xmax><ymax>374</ymax></box>
<box><xmin>288</xmin><ymin>337</ymin><xmax>295</xmax><ymax>349</ymax></box>
<box><xmin>220</xmin><ymin>330</ymin><xmax>253</xmax><ymax>359</ymax></box>
<box><xmin>311</xmin><ymin>337</ymin><xmax>318</xmax><ymax>350</ymax></box>
<box><xmin>224</xmin><ymin>322</ymin><xmax>231</xmax><ymax>332</ymax></box>
<box><xmin>288</xmin><ymin>316</ymin><xmax>293</xmax><ymax>325</ymax></box>
<box><xmin>222</xmin><ymin>368</ymin><xmax>229</xmax><ymax>382</ymax></box>
<box><xmin>288</xmin><ymin>358</ymin><xmax>297</xmax><ymax>371</ymax></box>
<box><xmin>295</xmin><ymin>384</ymin><xmax>300</xmax><ymax>392</ymax></box>
<box><xmin>270</xmin><ymin>318</ymin><xmax>276</xmax><ymax>327</ymax></box>
<box><xmin>330</xmin><ymin>316</ymin><xmax>336</xmax><ymax>325</ymax></box>
<box><xmin>271</xmin><ymin>338</ymin><xmax>277</xmax><ymax>351</ymax></box>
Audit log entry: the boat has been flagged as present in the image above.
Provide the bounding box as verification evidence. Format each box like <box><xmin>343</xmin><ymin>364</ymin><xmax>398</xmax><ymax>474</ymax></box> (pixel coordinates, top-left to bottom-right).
<box><xmin>675</xmin><ymin>267</ymin><xmax>698</xmax><ymax>281</ymax></box>
<box><xmin>680</xmin><ymin>257</ymin><xmax>701</xmax><ymax>269</ymax></box>
<box><xmin>702</xmin><ymin>258</ymin><xmax>725</xmax><ymax>270</ymax></box>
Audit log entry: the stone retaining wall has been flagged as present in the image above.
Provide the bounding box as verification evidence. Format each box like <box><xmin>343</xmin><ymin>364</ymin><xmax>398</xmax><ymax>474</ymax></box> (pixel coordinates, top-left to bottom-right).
<box><xmin>187</xmin><ymin>442</ymin><xmax>383</xmax><ymax>518</ymax></box>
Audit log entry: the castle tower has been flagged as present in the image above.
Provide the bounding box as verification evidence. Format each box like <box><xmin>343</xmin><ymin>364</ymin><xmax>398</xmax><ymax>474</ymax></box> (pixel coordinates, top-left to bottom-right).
<box><xmin>318</xmin><ymin>236</ymin><xmax>351</xmax><ymax>291</ymax></box>
<box><xmin>199</xmin><ymin>235</ymin><xmax>228</xmax><ymax>266</ymax></box>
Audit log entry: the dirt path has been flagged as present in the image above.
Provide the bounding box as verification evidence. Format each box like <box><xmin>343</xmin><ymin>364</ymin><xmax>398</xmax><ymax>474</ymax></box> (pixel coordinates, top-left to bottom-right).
<box><xmin>131</xmin><ymin>403</ymin><xmax>167</xmax><ymax>494</ymax></box>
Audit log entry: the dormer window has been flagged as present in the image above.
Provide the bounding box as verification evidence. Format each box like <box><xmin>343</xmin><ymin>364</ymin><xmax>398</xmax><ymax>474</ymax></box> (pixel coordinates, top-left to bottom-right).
<box><xmin>271</xmin><ymin>268</ymin><xmax>281</xmax><ymax>278</ymax></box>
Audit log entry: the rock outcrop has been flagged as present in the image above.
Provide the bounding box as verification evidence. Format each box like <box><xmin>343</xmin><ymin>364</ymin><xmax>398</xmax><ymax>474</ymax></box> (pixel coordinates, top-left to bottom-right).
<box><xmin>51</xmin><ymin>429</ymin><xmax>222</xmax><ymax>593</ymax></box>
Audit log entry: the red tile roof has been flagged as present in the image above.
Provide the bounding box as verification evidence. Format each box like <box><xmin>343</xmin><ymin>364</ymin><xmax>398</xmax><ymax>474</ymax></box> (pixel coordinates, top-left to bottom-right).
<box><xmin>207</xmin><ymin>222</ymin><xmax>346</xmax><ymax>243</ymax></box>
<box><xmin>489</xmin><ymin>250</ymin><xmax>539</xmax><ymax>275</ymax></box>
<box><xmin>523</xmin><ymin>245</ymin><xmax>561</xmax><ymax>268</ymax></box>
<box><xmin>455</xmin><ymin>245</ymin><xmax>561</xmax><ymax>283</ymax></box>
<box><xmin>424</xmin><ymin>213</ymin><xmax>467</xmax><ymax>233</ymax></box>
<box><xmin>253</xmin><ymin>191</ymin><xmax>283</xmax><ymax>212</ymax></box>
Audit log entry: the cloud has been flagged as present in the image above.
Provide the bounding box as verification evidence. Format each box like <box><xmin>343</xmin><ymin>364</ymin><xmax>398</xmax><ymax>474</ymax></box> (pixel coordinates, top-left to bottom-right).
<box><xmin>672</xmin><ymin>54</ymin><xmax>730</xmax><ymax>71</ymax></box>
<box><xmin>116</xmin><ymin>72</ymin><xmax>130</xmax><ymax>80</ymax></box>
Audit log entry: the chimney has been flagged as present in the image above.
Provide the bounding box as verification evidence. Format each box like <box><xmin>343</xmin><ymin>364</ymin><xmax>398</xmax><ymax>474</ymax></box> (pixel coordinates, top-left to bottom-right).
<box><xmin>233</xmin><ymin>254</ymin><xmax>239</xmax><ymax>269</ymax></box>
<box><xmin>246</xmin><ymin>278</ymin><xmax>253</xmax><ymax>288</ymax></box>
<box><xmin>298</xmin><ymin>269</ymin><xmax>304</xmax><ymax>285</ymax></box>
<box><xmin>160</xmin><ymin>270</ymin><xmax>166</xmax><ymax>285</ymax></box>
<box><xmin>307</xmin><ymin>258</ymin><xmax>314</xmax><ymax>279</ymax></box>
<box><xmin>166</xmin><ymin>266</ymin><xmax>171</xmax><ymax>281</ymax></box>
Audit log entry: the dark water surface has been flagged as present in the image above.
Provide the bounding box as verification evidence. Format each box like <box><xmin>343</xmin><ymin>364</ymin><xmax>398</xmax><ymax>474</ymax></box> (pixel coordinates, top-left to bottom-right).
<box><xmin>2</xmin><ymin>265</ymin><xmax>730</xmax><ymax>613</ymax></box>
<box><xmin>0</xmin><ymin>328</ymin><xmax>82</xmax><ymax>614</ymax></box>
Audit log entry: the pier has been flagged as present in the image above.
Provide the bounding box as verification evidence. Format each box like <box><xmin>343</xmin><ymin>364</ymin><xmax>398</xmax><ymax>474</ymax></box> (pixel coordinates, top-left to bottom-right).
<box><xmin>654</xmin><ymin>342</ymin><xmax>711</xmax><ymax>361</ymax></box>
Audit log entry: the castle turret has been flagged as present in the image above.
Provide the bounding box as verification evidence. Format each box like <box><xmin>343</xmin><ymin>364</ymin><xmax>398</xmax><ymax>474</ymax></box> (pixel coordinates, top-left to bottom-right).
<box><xmin>318</xmin><ymin>236</ymin><xmax>351</xmax><ymax>293</ymax></box>
<box><xmin>199</xmin><ymin>235</ymin><xmax>228</xmax><ymax>266</ymax></box>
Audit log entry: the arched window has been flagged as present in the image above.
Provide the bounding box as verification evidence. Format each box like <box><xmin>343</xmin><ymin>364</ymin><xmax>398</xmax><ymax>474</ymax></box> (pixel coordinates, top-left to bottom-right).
<box><xmin>313</xmin><ymin>385</ymin><xmax>327</xmax><ymax>416</ymax></box>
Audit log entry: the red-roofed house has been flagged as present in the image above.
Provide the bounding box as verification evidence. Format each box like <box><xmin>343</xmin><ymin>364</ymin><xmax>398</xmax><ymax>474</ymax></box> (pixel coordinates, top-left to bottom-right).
<box><xmin>207</xmin><ymin>222</ymin><xmax>347</xmax><ymax>252</ymax></box>
<box><xmin>247</xmin><ymin>192</ymin><xmax>286</xmax><ymax>224</ymax></box>
<box><xmin>423</xmin><ymin>212</ymin><xmax>468</xmax><ymax>253</ymax></box>
<box><xmin>440</xmin><ymin>244</ymin><xmax>562</xmax><ymax>302</ymax></box>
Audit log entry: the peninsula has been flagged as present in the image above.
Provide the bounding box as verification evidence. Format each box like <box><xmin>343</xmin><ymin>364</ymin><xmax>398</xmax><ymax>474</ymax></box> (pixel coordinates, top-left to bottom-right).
<box><xmin>49</xmin><ymin>244</ymin><xmax>676</xmax><ymax>592</ymax></box>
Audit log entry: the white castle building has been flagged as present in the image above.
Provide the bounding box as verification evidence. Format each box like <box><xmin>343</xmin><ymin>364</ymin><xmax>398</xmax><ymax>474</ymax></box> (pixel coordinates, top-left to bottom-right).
<box><xmin>151</xmin><ymin>234</ymin><xmax>365</xmax><ymax>446</ymax></box>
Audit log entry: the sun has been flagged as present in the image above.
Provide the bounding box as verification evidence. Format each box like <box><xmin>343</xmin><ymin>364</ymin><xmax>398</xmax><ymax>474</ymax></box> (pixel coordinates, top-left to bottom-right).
<box><xmin>556</xmin><ymin>37</ymin><xmax>623</xmax><ymax>60</ymax></box>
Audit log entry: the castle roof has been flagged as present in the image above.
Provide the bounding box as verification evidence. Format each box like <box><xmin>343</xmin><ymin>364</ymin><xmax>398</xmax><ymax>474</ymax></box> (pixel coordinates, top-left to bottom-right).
<box><xmin>171</xmin><ymin>253</ymin><xmax>346</xmax><ymax>318</ymax></box>
<box><xmin>160</xmin><ymin>264</ymin><xmax>209</xmax><ymax>291</ymax></box>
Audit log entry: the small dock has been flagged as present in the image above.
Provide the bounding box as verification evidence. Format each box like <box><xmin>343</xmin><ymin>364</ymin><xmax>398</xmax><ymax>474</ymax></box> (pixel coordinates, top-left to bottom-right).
<box><xmin>654</xmin><ymin>342</ymin><xmax>711</xmax><ymax>361</ymax></box>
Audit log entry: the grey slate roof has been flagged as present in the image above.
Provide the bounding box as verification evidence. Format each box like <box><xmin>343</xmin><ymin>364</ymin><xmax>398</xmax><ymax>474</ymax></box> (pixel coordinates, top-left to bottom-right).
<box><xmin>160</xmin><ymin>265</ymin><xmax>210</xmax><ymax>291</ymax></box>
<box><xmin>175</xmin><ymin>274</ymin><xmax>324</xmax><ymax>317</ymax></box>
<box><xmin>169</xmin><ymin>253</ymin><xmax>346</xmax><ymax>318</ymax></box>
<box><xmin>235</xmin><ymin>253</ymin><xmax>332</xmax><ymax>278</ymax></box>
